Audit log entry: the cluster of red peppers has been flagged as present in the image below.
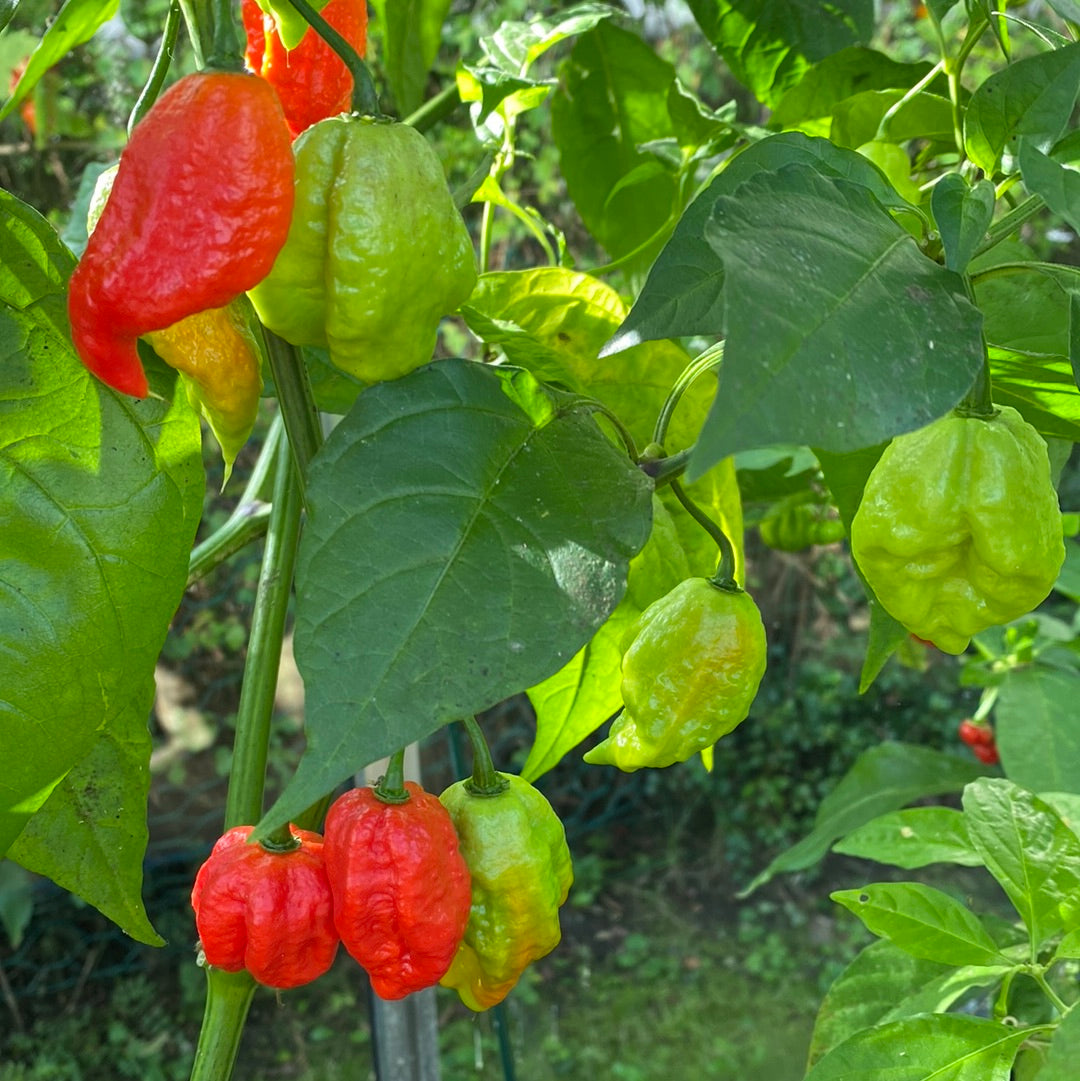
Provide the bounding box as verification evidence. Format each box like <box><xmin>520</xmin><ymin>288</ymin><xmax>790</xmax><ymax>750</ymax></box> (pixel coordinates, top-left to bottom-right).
<box><xmin>958</xmin><ymin>718</ymin><xmax>1000</xmax><ymax>765</ymax></box>
<box><xmin>190</xmin><ymin>766</ymin><xmax>573</xmax><ymax>1005</ymax></box>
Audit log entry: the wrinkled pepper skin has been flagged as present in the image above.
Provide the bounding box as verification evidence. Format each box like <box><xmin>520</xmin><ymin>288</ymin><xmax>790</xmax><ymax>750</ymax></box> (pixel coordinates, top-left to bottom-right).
<box><xmin>242</xmin><ymin>0</ymin><xmax>368</xmax><ymax>139</ymax></box>
<box><xmin>585</xmin><ymin>578</ymin><xmax>767</xmax><ymax>772</ymax></box>
<box><xmin>322</xmin><ymin>782</ymin><xmax>472</xmax><ymax>1000</ymax></box>
<box><xmin>145</xmin><ymin>305</ymin><xmax>263</xmax><ymax>479</ymax></box>
<box><xmin>850</xmin><ymin>406</ymin><xmax>1064</xmax><ymax>655</ymax></box>
<box><xmin>190</xmin><ymin>825</ymin><xmax>339</xmax><ymax>990</ymax></box>
<box><xmin>247</xmin><ymin>116</ymin><xmax>476</xmax><ymax>384</ymax></box>
<box><xmin>68</xmin><ymin>72</ymin><xmax>293</xmax><ymax>398</ymax></box>
<box><xmin>438</xmin><ymin>774</ymin><xmax>573</xmax><ymax>1011</ymax></box>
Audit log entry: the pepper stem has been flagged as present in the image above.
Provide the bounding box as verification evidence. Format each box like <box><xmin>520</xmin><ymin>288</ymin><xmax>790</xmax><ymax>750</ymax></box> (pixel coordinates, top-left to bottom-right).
<box><xmin>671</xmin><ymin>480</ymin><xmax>739</xmax><ymax>589</ymax></box>
<box><xmin>128</xmin><ymin>0</ymin><xmax>181</xmax><ymax>135</ymax></box>
<box><xmin>955</xmin><ymin>350</ymin><xmax>997</xmax><ymax>419</ymax></box>
<box><xmin>374</xmin><ymin>750</ymin><xmax>411</xmax><ymax>805</ymax></box>
<box><xmin>283</xmin><ymin>0</ymin><xmax>380</xmax><ymax>116</ymax></box>
<box><xmin>461</xmin><ymin>717</ymin><xmax>509</xmax><ymax>797</ymax></box>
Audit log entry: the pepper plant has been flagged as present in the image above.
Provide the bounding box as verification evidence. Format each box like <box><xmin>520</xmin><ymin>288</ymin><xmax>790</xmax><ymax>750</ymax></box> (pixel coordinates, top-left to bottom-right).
<box><xmin>5</xmin><ymin>0</ymin><xmax>1080</xmax><ymax>1078</ymax></box>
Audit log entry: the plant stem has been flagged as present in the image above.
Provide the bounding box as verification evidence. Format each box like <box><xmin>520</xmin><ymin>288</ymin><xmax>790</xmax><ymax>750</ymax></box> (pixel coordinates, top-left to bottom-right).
<box><xmin>955</xmin><ymin>353</ymin><xmax>996</xmax><ymax>418</ymax></box>
<box><xmin>972</xmin><ymin>194</ymin><xmax>1046</xmax><ymax>260</ymax></box>
<box><xmin>652</xmin><ymin>344</ymin><xmax>724</xmax><ymax>448</ymax></box>
<box><xmin>187</xmin><ymin>416</ymin><xmax>284</xmax><ymax>586</ymax></box>
<box><xmin>404</xmin><ymin>81</ymin><xmax>461</xmax><ymax>133</ymax></box>
<box><xmin>262</xmin><ymin>331</ymin><xmax>324</xmax><ymax>508</ymax></box>
<box><xmin>128</xmin><ymin>0</ymin><xmax>181</xmax><ymax>135</ymax></box>
<box><xmin>462</xmin><ymin>717</ymin><xmax>508</xmax><ymax>797</ymax></box>
<box><xmin>188</xmin><ymin>969</ymin><xmax>257</xmax><ymax>1081</ymax></box>
<box><xmin>1030</xmin><ymin>967</ymin><xmax>1069</xmax><ymax>1015</ymax></box>
<box><xmin>374</xmin><ymin>749</ymin><xmax>410</xmax><ymax>804</ymax></box>
<box><xmin>223</xmin><ymin>431</ymin><xmax>305</xmax><ymax>831</ymax></box>
<box><xmin>672</xmin><ymin>480</ymin><xmax>738</xmax><ymax>587</ymax></box>
<box><xmin>283</xmin><ymin>0</ymin><xmax>379</xmax><ymax>114</ymax></box>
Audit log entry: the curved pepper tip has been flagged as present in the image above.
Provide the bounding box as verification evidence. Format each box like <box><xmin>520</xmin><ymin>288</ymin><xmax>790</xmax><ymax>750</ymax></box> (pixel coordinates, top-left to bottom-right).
<box><xmin>68</xmin><ymin>303</ymin><xmax>149</xmax><ymax>398</ymax></box>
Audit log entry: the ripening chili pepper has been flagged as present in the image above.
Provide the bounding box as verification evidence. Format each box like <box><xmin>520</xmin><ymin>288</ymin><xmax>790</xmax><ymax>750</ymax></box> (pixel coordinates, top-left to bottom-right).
<box><xmin>68</xmin><ymin>71</ymin><xmax>294</xmax><ymax>398</ymax></box>
<box><xmin>323</xmin><ymin>781</ymin><xmax>472</xmax><ymax>1000</ymax></box>
<box><xmin>851</xmin><ymin>406</ymin><xmax>1064</xmax><ymax>655</ymax></box>
<box><xmin>191</xmin><ymin>825</ymin><xmax>339</xmax><ymax>990</ymax></box>
<box><xmin>439</xmin><ymin>773</ymin><xmax>573</xmax><ymax>1011</ymax></box>
<box><xmin>242</xmin><ymin>0</ymin><xmax>368</xmax><ymax>139</ymax></box>
<box><xmin>247</xmin><ymin>115</ymin><xmax>476</xmax><ymax>385</ymax></box>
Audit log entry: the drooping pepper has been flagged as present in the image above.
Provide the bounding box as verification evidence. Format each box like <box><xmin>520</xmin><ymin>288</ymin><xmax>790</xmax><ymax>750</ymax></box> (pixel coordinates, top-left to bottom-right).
<box><xmin>68</xmin><ymin>71</ymin><xmax>294</xmax><ymax>398</ymax></box>
<box><xmin>86</xmin><ymin>167</ymin><xmax>263</xmax><ymax>478</ymax></box>
<box><xmin>322</xmin><ymin>781</ymin><xmax>472</xmax><ymax>1000</ymax></box>
<box><xmin>850</xmin><ymin>406</ymin><xmax>1064</xmax><ymax>655</ymax></box>
<box><xmin>585</xmin><ymin>577</ymin><xmax>768</xmax><ymax>772</ymax></box>
<box><xmin>190</xmin><ymin>825</ymin><xmax>339</xmax><ymax>990</ymax></box>
<box><xmin>438</xmin><ymin>773</ymin><xmax>573</xmax><ymax>1011</ymax></box>
<box><xmin>247</xmin><ymin>115</ymin><xmax>476</xmax><ymax>385</ymax></box>
<box><xmin>242</xmin><ymin>0</ymin><xmax>368</xmax><ymax>139</ymax></box>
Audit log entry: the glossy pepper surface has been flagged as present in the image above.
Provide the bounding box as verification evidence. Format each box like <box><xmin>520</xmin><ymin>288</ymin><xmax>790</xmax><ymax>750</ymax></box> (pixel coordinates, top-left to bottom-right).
<box><xmin>86</xmin><ymin>166</ymin><xmax>263</xmax><ymax>476</ymax></box>
<box><xmin>247</xmin><ymin>116</ymin><xmax>476</xmax><ymax>384</ymax></box>
<box><xmin>68</xmin><ymin>71</ymin><xmax>293</xmax><ymax>398</ymax></box>
<box><xmin>438</xmin><ymin>774</ymin><xmax>573</xmax><ymax>1011</ymax></box>
<box><xmin>850</xmin><ymin>406</ymin><xmax>1064</xmax><ymax>655</ymax></box>
<box><xmin>322</xmin><ymin>782</ymin><xmax>472</xmax><ymax>1000</ymax></box>
<box><xmin>190</xmin><ymin>825</ymin><xmax>338</xmax><ymax>990</ymax></box>
<box><xmin>242</xmin><ymin>0</ymin><xmax>368</xmax><ymax>139</ymax></box>
<box><xmin>585</xmin><ymin>577</ymin><xmax>767</xmax><ymax>771</ymax></box>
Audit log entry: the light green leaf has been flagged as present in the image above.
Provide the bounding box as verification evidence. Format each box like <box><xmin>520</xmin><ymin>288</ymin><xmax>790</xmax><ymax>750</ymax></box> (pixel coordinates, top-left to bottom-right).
<box><xmin>1038</xmin><ymin>1000</ymin><xmax>1080</xmax><ymax>1080</ymax></box>
<box><xmin>964</xmin><ymin>42</ymin><xmax>1080</xmax><ymax>175</ymax></box>
<box><xmin>0</xmin><ymin>861</ymin><xmax>33</xmax><ymax>949</ymax></box>
<box><xmin>831</xmin><ymin>882</ymin><xmax>1008</xmax><ymax>966</ymax></box>
<box><xmin>989</xmin><ymin>349</ymin><xmax>1080</xmax><ymax>442</ymax></box>
<box><xmin>0</xmin><ymin>192</ymin><xmax>203</xmax><ymax>861</ymax></box>
<box><xmin>685</xmin><ymin>0</ymin><xmax>873</xmax><ymax>108</ymax></box>
<box><xmin>741</xmin><ymin>742</ymin><xmax>985</xmax><ymax>894</ymax></box>
<box><xmin>995</xmin><ymin>667</ymin><xmax>1080</xmax><ymax>794</ymax></box>
<box><xmin>0</xmin><ymin>0</ymin><xmax>119</xmax><ymax>121</ymax></box>
<box><xmin>807</xmin><ymin>1014</ymin><xmax>1033</xmax><ymax>1080</ymax></box>
<box><xmin>258</xmin><ymin>359</ymin><xmax>653</xmax><ymax>838</ymax></box>
<box><xmin>688</xmin><ymin>164</ymin><xmax>982</xmax><ymax>472</ymax></box>
<box><xmin>832</xmin><ymin>89</ymin><xmax>954</xmax><ymax>149</ymax></box>
<box><xmin>9</xmin><ymin>683</ymin><xmax>163</xmax><ymax>946</ymax></box>
<box><xmin>962</xmin><ymin>778</ymin><xmax>1080</xmax><ymax>950</ymax></box>
<box><xmin>1019</xmin><ymin>137</ymin><xmax>1080</xmax><ymax>234</ymax></box>
<box><xmin>1052</xmin><ymin>928</ymin><xmax>1080</xmax><ymax>959</ymax></box>
<box><xmin>369</xmin><ymin>0</ymin><xmax>452</xmax><ymax>115</ymax></box>
<box><xmin>833</xmin><ymin>806</ymin><xmax>982</xmax><ymax>869</ymax></box>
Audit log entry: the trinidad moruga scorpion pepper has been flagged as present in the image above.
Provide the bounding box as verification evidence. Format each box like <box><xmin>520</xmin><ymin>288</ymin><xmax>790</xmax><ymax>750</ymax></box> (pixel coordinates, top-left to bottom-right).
<box><xmin>67</xmin><ymin>71</ymin><xmax>294</xmax><ymax>398</ymax></box>
<box><xmin>322</xmin><ymin>771</ymin><xmax>472</xmax><ymax>1000</ymax></box>
<box><xmin>242</xmin><ymin>0</ymin><xmax>368</xmax><ymax>139</ymax></box>
<box><xmin>191</xmin><ymin>825</ymin><xmax>339</xmax><ymax>990</ymax></box>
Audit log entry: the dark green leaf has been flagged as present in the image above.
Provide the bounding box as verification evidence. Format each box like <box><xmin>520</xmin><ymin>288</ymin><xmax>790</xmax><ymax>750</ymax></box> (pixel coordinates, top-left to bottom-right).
<box><xmin>0</xmin><ymin>0</ymin><xmax>18</xmax><ymax>34</ymax></box>
<box><xmin>806</xmin><ymin>1014</ymin><xmax>1031</xmax><ymax>1080</ymax></box>
<box><xmin>607</xmin><ymin>133</ymin><xmax>906</xmax><ymax>355</ymax></box>
<box><xmin>741</xmin><ymin>742</ymin><xmax>985</xmax><ymax>894</ymax></box>
<box><xmin>932</xmin><ymin>175</ymin><xmax>996</xmax><ymax>274</ymax></box>
<box><xmin>995</xmin><ymin>667</ymin><xmax>1080</xmax><ymax>794</ymax></box>
<box><xmin>258</xmin><ymin>359</ymin><xmax>653</xmax><ymax>838</ymax></box>
<box><xmin>9</xmin><ymin>685</ymin><xmax>164</xmax><ymax>946</ymax></box>
<box><xmin>833</xmin><ymin>806</ymin><xmax>982</xmax><ymax>868</ymax></box>
<box><xmin>831</xmin><ymin>89</ymin><xmax>954</xmax><ymax>149</ymax></box>
<box><xmin>832</xmin><ymin>881</ymin><xmax>1007</xmax><ymax>966</ymax></box>
<box><xmin>1019</xmin><ymin>136</ymin><xmax>1080</xmax><ymax>234</ymax></box>
<box><xmin>964</xmin><ymin>42</ymin><xmax>1080</xmax><ymax>176</ymax></box>
<box><xmin>963</xmin><ymin>778</ymin><xmax>1080</xmax><ymax>949</ymax></box>
<box><xmin>0</xmin><ymin>193</ymin><xmax>202</xmax><ymax>861</ymax></box>
<box><xmin>688</xmin><ymin>165</ymin><xmax>981</xmax><ymax>472</ymax></box>
<box><xmin>369</xmin><ymin>0</ymin><xmax>452</xmax><ymax>115</ymax></box>
<box><xmin>685</xmin><ymin>0</ymin><xmax>873</xmax><ymax>108</ymax></box>
<box><xmin>0</xmin><ymin>0</ymin><xmax>119</xmax><ymax>122</ymax></box>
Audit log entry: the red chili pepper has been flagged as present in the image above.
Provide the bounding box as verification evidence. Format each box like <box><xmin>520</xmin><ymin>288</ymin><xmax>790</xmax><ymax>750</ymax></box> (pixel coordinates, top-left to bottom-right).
<box><xmin>191</xmin><ymin>825</ymin><xmax>339</xmax><ymax>990</ymax></box>
<box><xmin>323</xmin><ymin>782</ymin><xmax>472</xmax><ymax>1000</ymax></box>
<box><xmin>67</xmin><ymin>71</ymin><xmax>294</xmax><ymax>397</ymax></box>
<box><xmin>242</xmin><ymin>0</ymin><xmax>368</xmax><ymax>139</ymax></box>
<box><xmin>972</xmin><ymin>743</ymin><xmax>1000</xmax><ymax>765</ymax></box>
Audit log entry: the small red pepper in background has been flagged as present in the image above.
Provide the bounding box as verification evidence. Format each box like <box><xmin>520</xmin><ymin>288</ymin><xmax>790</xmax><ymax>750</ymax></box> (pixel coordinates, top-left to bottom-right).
<box><xmin>67</xmin><ymin>71</ymin><xmax>294</xmax><ymax>397</ymax></box>
<box><xmin>958</xmin><ymin>719</ymin><xmax>1000</xmax><ymax>765</ymax></box>
<box><xmin>323</xmin><ymin>782</ymin><xmax>472</xmax><ymax>1000</ymax></box>
<box><xmin>191</xmin><ymin>825</ymin><xmax>339</xmax><ymax>990</ymax></box>
<box><xmin>242</xmin><ymin>0</ymin><xmax>368</xmax><ymax>139</ymax></box>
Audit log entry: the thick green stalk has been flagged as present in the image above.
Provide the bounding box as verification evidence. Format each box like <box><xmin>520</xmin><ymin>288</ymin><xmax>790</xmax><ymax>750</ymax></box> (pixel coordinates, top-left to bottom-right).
<box><xmin>189</xmin><ymin>969</ymin><xmax>257</xmax><ymax>1081</ymax></box>
<box><xmin>223</xmin><ymin>430</ymin><xmax>305</xmax><ymax>832</ymax></box>
<box><xmin>128</xmin><ymin>0</ymin><xmax>181</xmax><ymax>135</ymax></box>
<box><xmin>462</xmin><ymin>717</ymin><xmax>507</xmax><ymax>797</ymax></box>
